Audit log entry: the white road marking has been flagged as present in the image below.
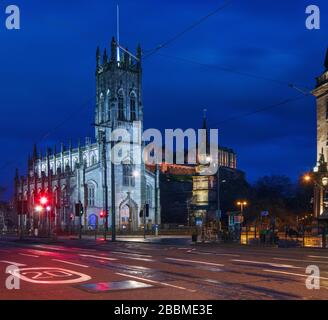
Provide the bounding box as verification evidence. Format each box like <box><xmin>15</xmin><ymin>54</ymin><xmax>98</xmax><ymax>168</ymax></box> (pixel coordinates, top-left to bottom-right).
<box><xmin>112</xmin><ymin>251</ymin><xmax>152</xmax><ymax>258</ymax></box>
<box><xmin>165</xmin><ymin>257</ymin><xmax>224</xmax><ymax>267</ymax></box>
<box><xmin>18</xmin><ymin>253</ymin><xmax>39</xmax><ymax>258</ymax></box>
<box><xmin>204</xmin><ymin>278</ymin><xmax>222</xmax><ymax>284</ymax></box>
<box><xmin>33</xmin><ymin>245</ymin><xmax>66</xmax><ymax>251</ymax></box>
<box><xmin>10</xmin><ymin>267</ymin><xmax>91</xmax><ymax>284</ymax></box>
<box><xmin>122</xmin><ymin>257</ymin><xmax>155</xmax><ymax>262</ymax></box>
<box><xmin>211</xmin><ymin>253</ymin><xmax>240</xmax><ymax>257</ymax></box>
<box><xmin>0</xmin><ymin>260</ymin><xmax>26</xmax><ymax>266</ymax></box>
<box><xmin>274</xmin><ymin>257</ymin><xmax>328</xmax><ymax>265</ymax></box>
<box><xmin>188</xmin><ymin>251</ymin><xmax>240</xmax><ymax>257</ymax></box>
<box><xmin>52</xmin><ymin>259</ymin><xmax>89</xmax><ymax>268</ymax></box>
<box><xmin>115</xmin><ymin>272</ymin><xmax>196</xmax><ymax>292</ymax></box>
<box><xmin>232</xmin><ymin>259</ymin><xmax>301</xmax><ymax>269</ymax></box>
<box><xmin>79</xmin><ymin>254</ymin><xmax>117</xmax><ymax>261</ymax></box>
<box><xmin>308</xmin><ymin>255</ymin><xmax>328</xmax><ymax>259</ymax></box>
<box><xmin>263</xmin><ymin>269</ymin><xmax>328</xmax><ymax>281</ymax></box>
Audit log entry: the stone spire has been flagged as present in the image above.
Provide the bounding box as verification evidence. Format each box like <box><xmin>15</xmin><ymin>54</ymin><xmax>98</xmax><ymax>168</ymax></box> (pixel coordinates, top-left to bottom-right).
<box><xmin>202</xmin><ymin>108</ymin><xmax>210</xmax><ymax>150</ymax></box>
<box><xmin>15</xmin><ymin>168</ymin><xmax>19</xmax><ymax>181</ymax></box>
<box><xmin>136</xmin><ymin>43</ymin><xmax>142</xmax><ymax>69</ymax></box>
<box><xmin>202</xmin><ymin>108</ymin><xmax>207</xmax><ymax>130</ymax></box>
<box><xmin>123</xmin><ymin>47</ymin><xmax>129</xmax><ymax>67</ymax></box>
<box><xmin>103</xmin><ymin>48</ymin><xmax>108</xmax><ymax>65</ymax></box>
<box><xmin>110</xmin><ymin>37</ymin><xmax>116</xmax><ymax>62</ymax></box>
<box><xmin>33</xmin><ymin>143</ymin><xmax>38</xmax><ymax>160</ymax></box>
<box><xmin>96</xmin><ymin>46</ymin><xmax>100</xmax><ymax>68</ymax></box>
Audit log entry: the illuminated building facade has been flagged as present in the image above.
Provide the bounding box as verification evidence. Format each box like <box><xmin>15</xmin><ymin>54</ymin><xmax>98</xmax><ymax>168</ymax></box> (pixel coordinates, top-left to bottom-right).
<box><xmin>14</xmin><ymin>37</ymin><xmax>160</xmax><ymax>233</ymax></box>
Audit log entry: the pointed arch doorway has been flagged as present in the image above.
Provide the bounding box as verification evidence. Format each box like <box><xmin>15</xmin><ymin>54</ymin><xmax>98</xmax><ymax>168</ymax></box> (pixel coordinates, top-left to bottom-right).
<box><xmin>119</xmin><ymin>193</ymin><xmax>138</xmax><ymax>233</ymax></box>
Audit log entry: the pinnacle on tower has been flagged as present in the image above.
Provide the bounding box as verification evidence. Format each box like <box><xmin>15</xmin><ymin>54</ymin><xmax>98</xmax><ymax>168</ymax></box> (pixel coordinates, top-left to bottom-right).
<box><xmin>123</xmin><ymin>47</ymin><xmax>129</xmax><ymax>66</ymax></box>
<box><xmin>202</xmin><ymin>108</ymin><xmax>207</xmax><ymax>130</ymax></box>
<box><xmin>136</xmin><ymin>43</ymin><xmax>142</xmax><ymax>68</ymax></box>
<box><xmin>96</xmin><ymin>46</ymin><xmax>100</xmax><ymax>67</ymax></box>
<box><xmin>325</xmin><ymin>48</ymin><xmax>328</xmax><ymax>70</ymax></box>
<box><xmin>111</xmin><ymin>37</ymin><xmax>116</xmax><ymax>62</ymax></box>
<box><xmin>33</xmin><ymin>143</ymin><xmax>38</xmax><ymax>160</ymax></box>
<box><xmin>103</xmin><ymin>48</ymin><xmax>108</xmax><ymax>64</ymax></box>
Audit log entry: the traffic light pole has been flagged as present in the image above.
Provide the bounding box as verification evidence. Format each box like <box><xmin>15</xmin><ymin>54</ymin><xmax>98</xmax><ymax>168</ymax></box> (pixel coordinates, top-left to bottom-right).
<box><xmin>93</xmin><ymin>123</ymin><xmax>116</xmax><ymax>242</ymax></box>
<box><xmin>102</xmin><ymin>133</ymin><xmax>109</xmax><ymax>241</ymax></box>
<box><xmin>111</xmin><ymin>149</ymin><xmax>116</xmax><ymax>242</ymax></box>
<box><xmin>143</xmin><ymin>204</ymin><xmax>146</xmax><ymax>240</ymax></box>
<box><xmin>79</xmin><ymin>213</ymin><xmax>82</xmax><ymax>239</ymax></box>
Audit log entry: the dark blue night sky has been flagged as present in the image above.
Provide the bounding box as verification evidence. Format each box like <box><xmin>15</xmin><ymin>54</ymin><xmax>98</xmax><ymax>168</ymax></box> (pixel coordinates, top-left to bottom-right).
<box><xmin>0</xmin><ymin>0</ymin><xmax>327</xmax><ymax>199</ymax></box>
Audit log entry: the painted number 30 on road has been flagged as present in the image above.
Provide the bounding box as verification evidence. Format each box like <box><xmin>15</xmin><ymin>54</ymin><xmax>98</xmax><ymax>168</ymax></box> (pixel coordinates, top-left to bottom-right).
<box><xmin>8</xmin><ymin>267</ymin><xmax>91</xmax><ymax>284</ymax></box>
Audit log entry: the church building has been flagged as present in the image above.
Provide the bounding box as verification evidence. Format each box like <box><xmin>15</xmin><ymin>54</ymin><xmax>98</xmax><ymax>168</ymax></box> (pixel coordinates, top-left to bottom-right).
<box><xmin>14</xmin><ymin>37</ymin><xmax>160</xmax><ymax>233</ymax></box>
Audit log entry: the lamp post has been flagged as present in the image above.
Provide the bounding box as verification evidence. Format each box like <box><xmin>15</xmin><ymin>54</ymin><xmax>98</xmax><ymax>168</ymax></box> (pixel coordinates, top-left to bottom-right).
<box><xmin>236</xmin><ymin>200</ymin><xmax>248</xmax><ymax>243</ymax></box>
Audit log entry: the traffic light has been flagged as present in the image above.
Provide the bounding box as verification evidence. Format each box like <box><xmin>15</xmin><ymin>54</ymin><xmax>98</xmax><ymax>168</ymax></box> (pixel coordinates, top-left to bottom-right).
<box><xmin>145</xmin><ymin>204</ymin><xmax>149</xmax><ymax>218</ymax></box>
<box><xmin>40</xmin><ymin>196</ymin><xmax>48</xmax><ymax>205</ymax></box>
<box><xmin>139</xmin><ymin>209</ymin><xmax>144</xmax><ymax>218</ymax></box>
<box><xmin>100</xmin><ymin>210</ymin><xmax>105</xmax><ymax>218</ymax></box>
<box><xmin>75</xmin><ymin>202</ymin><xmax>84</xmax><ymax>217</ymax></box>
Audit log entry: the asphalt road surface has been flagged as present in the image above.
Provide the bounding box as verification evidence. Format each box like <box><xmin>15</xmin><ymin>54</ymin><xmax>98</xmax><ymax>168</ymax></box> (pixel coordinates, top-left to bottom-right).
<box><xmin>1</xmin><ymin>237</ymin><xmax>328</xmax><ymax>300</ymax></box>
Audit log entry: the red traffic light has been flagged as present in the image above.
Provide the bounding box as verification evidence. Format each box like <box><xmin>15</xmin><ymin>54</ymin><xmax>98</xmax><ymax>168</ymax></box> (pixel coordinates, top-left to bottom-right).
<box><xmin>100</xmin><ymin>211</ymin><xmax>105</xmax><ymax>218</ymax></box>
<box><xmin>39</xmin><ymin>196</ymin><xmax>48</xmax><ymax>205</ymax></box>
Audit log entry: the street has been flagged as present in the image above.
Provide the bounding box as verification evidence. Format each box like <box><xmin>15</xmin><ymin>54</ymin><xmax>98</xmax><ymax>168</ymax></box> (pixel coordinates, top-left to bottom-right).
<box><xmin>0</xmin><ymin>237</ymin><xmax>328</xmax><ymax>300</ymax></box>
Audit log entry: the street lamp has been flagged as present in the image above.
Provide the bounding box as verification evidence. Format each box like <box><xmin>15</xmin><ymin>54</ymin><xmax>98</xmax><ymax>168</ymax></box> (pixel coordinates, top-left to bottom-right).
<box><xmin>236</xmin><ymin>201</ymin><xmax>247</xmax><ymax>214</ymax></box>
<box><xmin>236</xmin><ymin>200</ymin><xmax>248</xmax><ymax>244</ymax></box>
<box><xmin>303</xmin><ymin>174</ymin><xmax>311</xmax><ymax>182</ymax></box>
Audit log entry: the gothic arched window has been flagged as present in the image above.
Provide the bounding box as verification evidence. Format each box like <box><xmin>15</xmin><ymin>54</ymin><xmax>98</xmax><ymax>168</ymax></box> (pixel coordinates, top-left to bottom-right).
<box><xmin>146</xmin><ymin>185</ymin><xmax>153</xmax><ymax>207</ymax></box>
<box><xmin>91</xmin><ymin>154</ymin><xmax>97</xmax><ymax>166</ymax></box>
<box><xmin>118</xmin><ymin>91</ymin><xmax>125</xmax><ymax>121</ymax></box>
<box><xmin>88</xmin><ymin>184</ymin><xmax>95</xmax><ymax>207</ymax></box>
<box><xmin>130</xmin><ymin>93</ymin><xmax>137</xmax><ymax>121</ymax></box>
<box><xmin>122</xmin><ymin>164</ymin><xmax>135</xmax><ymax>187</ymax></box>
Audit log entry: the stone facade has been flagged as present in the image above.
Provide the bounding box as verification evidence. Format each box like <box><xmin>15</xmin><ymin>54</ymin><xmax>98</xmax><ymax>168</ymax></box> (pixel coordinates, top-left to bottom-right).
<box><xmin>312</xmin><ymin>49</ymin><xmax>328</xmax><ymax>218</ymax></box>
<box><xmin>15</xmin><ymin>37</ymin><xmax>160</xmax><ymax>233</ymax></box>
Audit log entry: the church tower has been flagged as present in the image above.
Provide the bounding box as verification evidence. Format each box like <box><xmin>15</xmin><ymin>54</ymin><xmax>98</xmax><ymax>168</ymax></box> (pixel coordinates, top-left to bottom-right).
<box><xmin>95</xmin><ymin>37</ymin><xmax>143</xmax><ymax>139</ymax></box>
<box><xmin>94</xmin><ymin>37</ymin><xmax>149</xmax><ymax>232</ymax></box>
